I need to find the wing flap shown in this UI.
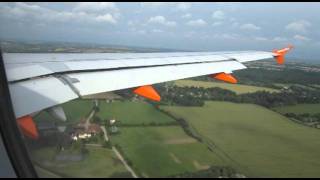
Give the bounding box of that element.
[9,77,78,118]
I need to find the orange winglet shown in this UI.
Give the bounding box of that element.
[210,72,238,84]
[273,45,293,65]
[17,115,39,140]
[133,85,161,102]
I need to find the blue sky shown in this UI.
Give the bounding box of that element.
[0,2,320,60]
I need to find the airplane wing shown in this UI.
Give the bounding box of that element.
[3,46,293,122]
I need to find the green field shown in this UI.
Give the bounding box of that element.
[32,146,130,178]
[112,126,226,177]
[274,104,320,115]
[62,99,95,123]
[160,101,320,178]
[96,100,176,125]
[175,80,279,94]
[34,99,94,125]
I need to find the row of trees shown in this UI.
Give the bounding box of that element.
[153,84,320,108]
[192,68,320,86]
[284,113,320,124]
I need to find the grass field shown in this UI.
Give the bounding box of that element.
[34,99,94,125]
[112,126,226,177]
[175,80,279,94]
[32,146,130,178]
[62,99,95,123]
[96,100,176,125]
[160,101,320,178]
[274,104,320,115]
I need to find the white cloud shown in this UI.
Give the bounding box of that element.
[212,33,242,40]
[286,20,311,33]
[148,16,177,27]
[240,23,261,31]
[140,2,171,7]
[152,29,163,33]
[254,36,268,41]
[294,34,310,41]
[212,10,225,19]
[272,37,288,42]
[231,22,239,28]
[73,2,118,13]
[181,13,192,19]
[186,19,207,27]
[212,22,222,27]
[137,30,146,34]
[95,14,117,24]
[176,3,191,11]
[1,2,118,25]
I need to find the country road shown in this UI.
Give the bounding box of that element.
[87,102,137,178]
[99,119,137,178]
[112,147,138,178]
[84,109,95,130]
[100,126,109,142]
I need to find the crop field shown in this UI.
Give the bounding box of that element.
[32,146,130,178]
[274,103,320,115]
[112,126,226,177]
[174,80,279,94]
[96,100,176,125]
[160,101,320,178]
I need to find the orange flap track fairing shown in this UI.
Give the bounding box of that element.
[210,73,238,84]
[133,85,161,102]
[17,115,39,140]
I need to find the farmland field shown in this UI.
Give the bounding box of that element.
[112,126,226,177]
[62,99,95,123]
[34,99,94,125]
[160,101,320,178]
[174,80,279,94]
[274,103,320,115]
[96,100,176,125]
[32,146,130,178]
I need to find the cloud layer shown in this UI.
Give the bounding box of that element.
[0,2,319,59]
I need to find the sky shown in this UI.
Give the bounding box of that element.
[0,2,320,60]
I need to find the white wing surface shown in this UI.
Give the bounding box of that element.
[3,46,292,118]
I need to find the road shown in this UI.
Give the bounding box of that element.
[84,110,95,130]
[100,126,109,142]
[88,101,137,178]
[112,147,138,178]
[100,125,137,178]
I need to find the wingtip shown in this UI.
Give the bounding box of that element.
[273,44,293,65]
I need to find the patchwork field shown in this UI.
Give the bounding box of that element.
[96,100,176,125]
[160,101,320,178]
[274,103,320,115]
[112,126,226,177]
[32,146,130,178]
[175,80,279,94]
